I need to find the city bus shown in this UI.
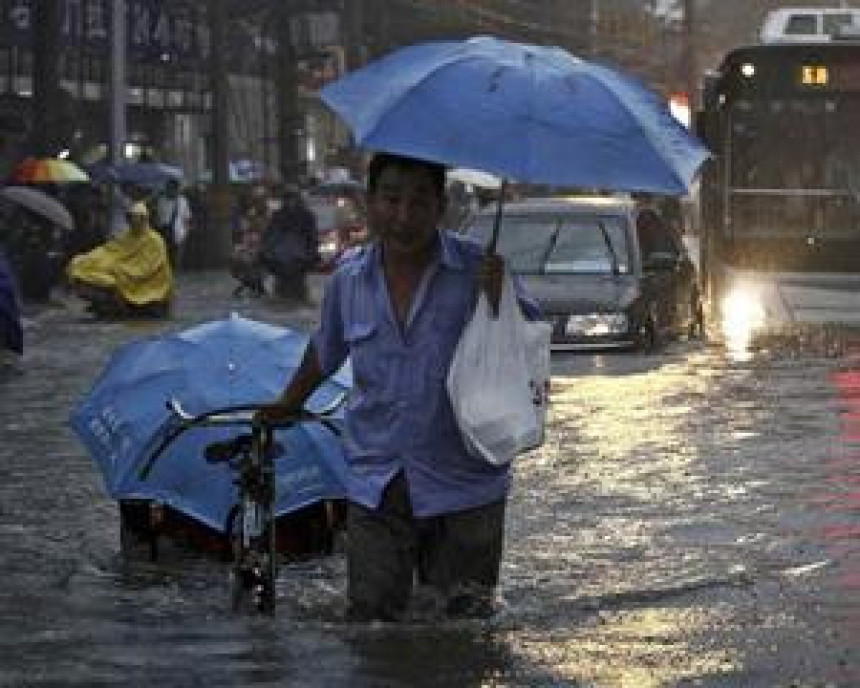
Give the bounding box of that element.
[695,39,860,346]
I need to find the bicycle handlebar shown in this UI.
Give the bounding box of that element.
[137,394,346,481]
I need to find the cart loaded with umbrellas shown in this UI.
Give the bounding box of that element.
[70,314,352,562]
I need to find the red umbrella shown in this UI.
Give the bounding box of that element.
[9,157,89,183]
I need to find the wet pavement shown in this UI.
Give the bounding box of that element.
[1,269,859,687]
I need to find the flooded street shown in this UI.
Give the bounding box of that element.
[1,270,859,687]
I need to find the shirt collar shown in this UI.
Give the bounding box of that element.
[356,229,467,278]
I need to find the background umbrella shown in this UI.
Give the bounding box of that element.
[0,186,74,231]
[321,36,711,246]
[9,157,89,184]
[86,161,184,189]
[69,314,352,533]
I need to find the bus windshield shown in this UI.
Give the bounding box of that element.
[725,90,860,241]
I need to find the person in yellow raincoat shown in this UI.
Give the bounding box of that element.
[66,201,173,318]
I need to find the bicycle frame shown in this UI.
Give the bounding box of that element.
[224,418,277,612]
[138,398,342,614]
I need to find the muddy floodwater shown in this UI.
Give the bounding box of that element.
[1,271,858,687]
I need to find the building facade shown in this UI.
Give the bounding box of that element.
[0,0,694,185]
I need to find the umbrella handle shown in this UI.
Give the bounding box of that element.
[487,179,508,256]
[481,179,508,319]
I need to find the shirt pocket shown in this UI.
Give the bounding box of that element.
[344,320,387,398]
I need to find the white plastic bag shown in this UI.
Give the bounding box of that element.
[447,273,552,465]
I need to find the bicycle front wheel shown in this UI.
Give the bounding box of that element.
[228,502,276,614]
[226,504,248,612]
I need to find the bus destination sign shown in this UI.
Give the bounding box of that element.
[799,63,860,90]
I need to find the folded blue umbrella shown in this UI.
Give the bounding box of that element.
[0,251,22,354]
[321,36,710,194]
[69,314,351,532]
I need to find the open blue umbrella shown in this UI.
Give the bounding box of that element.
[0,250,22,354]
[87,161,184,189]
[69,314,351,533]
[321,36,710,195]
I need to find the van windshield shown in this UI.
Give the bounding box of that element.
[468,212,632,274]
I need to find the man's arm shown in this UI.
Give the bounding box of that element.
[257,341,325,422]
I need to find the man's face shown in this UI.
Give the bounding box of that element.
[368,163,444,259]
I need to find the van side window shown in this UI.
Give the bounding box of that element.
[636,209,678,259]
[785,15,817,35]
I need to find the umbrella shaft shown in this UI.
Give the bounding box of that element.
[489,180,508,255]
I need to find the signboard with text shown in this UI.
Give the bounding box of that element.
[0,0,208,63]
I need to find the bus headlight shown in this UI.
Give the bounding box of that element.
[721,285,766,350]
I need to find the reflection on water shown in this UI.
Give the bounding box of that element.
[825,360,860,599]
[1,275,859,685]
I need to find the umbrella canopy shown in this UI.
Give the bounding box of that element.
[9,157,89,184]
[0,186,74,231]
[69,314,352,533]
[321,36,710,194]
[0,251,22,354]
[87,161,184,189]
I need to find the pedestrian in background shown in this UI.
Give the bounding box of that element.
[0,208,64,303]
[155,179,192,270]
[258,184,319,303]
[230,185,270,297]
[0,247,22,356]
[62,184,107,256]
[259,152,537,621]
[66,201,172,319]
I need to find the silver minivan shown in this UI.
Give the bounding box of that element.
[466,196,702,351]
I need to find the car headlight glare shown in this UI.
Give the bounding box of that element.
[565,313,628,337]
[319,238,339,256]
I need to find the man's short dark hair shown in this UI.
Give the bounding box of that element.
[367,153,446,198]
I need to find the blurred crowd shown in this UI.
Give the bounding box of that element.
[0,161,375,357]
[0,155,678,359]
